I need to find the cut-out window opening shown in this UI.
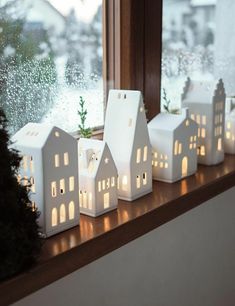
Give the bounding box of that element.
[60,204,66,223]
[55,154,60,168]
[217,138,222,151]
[200,146,206,156]
[201,128,206,138]
[226,131,231,139]
[122,175,128,191]
[185,120,189,127]
[174,140,178,155]
[30,177,36,193]
[69,176,75,192]
[51,208,58,227]
[60,179,65,194]
[51,181,57,197]
[136,148,141,163]
[143,172,147,185]
[29,156,34,173]
[136,175,141,189]
[143,146,148,162]
[107,178,110,189]
[227,122,231,130]
[164,163,168,169]
[178,143,182,155]
[31,201,37,212]
[202,116,206,125]
[104,192,110,209]
[69,201,75,220]
[98,181,101,192]
[64,152,69,166]
[55,131,60,137]
[111,177,115,187]
[102,179,106,190]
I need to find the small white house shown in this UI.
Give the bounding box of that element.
[182,78,226,165]
[104,90,152,201]
[224,99,235,154]
[11,123,79,237]
[78,138,118,217]
[148,108,198,183]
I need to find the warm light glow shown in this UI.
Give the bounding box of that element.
[69,176,75,191]
[51,181,57,197]
[194,135,197,141]
[102,180,106,190]
[154,152,158,158]
[136,175,141,189]
[60,179,65,194]
[107,178,110,189]
[196,114,200,124]
[178,143,182,155]
[140,107,144,112]
[88,193,92,210]
[98,181,101,192]
[111,176,115,187]
[190,136,193,142]
[227,121,231,130]
[55,154,60,167]
[191,114,195,120]
[182,156,188,177]
[30,177,35,193]
[143,146,148,162]
[104,192,110,209]
[30,156,34,173]
[122,175,128,191]
[23,155,28,171]
[60,204,66,223]
[164,163,168,169]
[202,115,206,125]
[143,172,147,185]
[174,140,178,155]
[164,154,168,160]
[201,128,206,138]
[55,131,60,137]
[217,138,222,151]
[64,152,69,166]
[69,201,75,220]
[226,131,231,139]
[160,162,163,168]
[117,176,120,189]
[31,201,37,212]
[198,128,200,138]
[185,120,189,127]
[136,148,141,163]
[52,208,57,227]
[193,143,196,149]
[190,144,193,150]
[200,146,206,156]
[105,158,109,164]
[154,161,158,167]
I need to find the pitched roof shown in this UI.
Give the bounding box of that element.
[182,78,224,104]
[12,123,60,149]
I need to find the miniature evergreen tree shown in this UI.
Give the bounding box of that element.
[162,88,179,114]
[0,109,41,281]
[78,96,92,138]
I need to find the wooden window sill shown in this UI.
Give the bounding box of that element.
[1,154,235,305]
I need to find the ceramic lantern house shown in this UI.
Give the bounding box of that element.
[224,99,235,154]
[78,138,118,217]
[11,123,79,237]
[104,89,152,201]
[181,78,226,165]
[148,108,198,183]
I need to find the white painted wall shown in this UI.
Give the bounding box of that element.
[14,187,235,306]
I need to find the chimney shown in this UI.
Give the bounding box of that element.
[181,107,189,119]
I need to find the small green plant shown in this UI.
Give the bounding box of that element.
[162,88,179,114]
[78,96,92,138]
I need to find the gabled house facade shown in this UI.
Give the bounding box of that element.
[11,123,79,237]
[224,99,235,154]
[148,108,198,183]
[78,138,118,217]
[182,77,226,165]
[104,90,152,201]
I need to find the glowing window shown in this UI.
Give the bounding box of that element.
[202,116,206,125]
[69,176,75,192]
[185,120,189,127]
[190,136,193,142]
[200,146,206,156]
[102,179,106,190]
[23,155,28,171]
[227,122,231,130]
[194,135,197,141]
[107,178,110,189]
[193,143,197,149]
[160,154,163,159]
[198,128,201,138]
[104,192,110,209]
[140,107,144,112]
[122,175,128,191]
[60,204,66,223]
[196,114,200,124]
[191,114,195,120]
[164,163,168,169]
[105,158,109,164]
[143,146,148,162]
[226,131,231,139]
[217,138,222,151]
[136,175,141,189]
[117,176,120,190]
[30,177,36,193]
[136,148,141,163]
[51,181,57,197]
[174,140,179,155]
[88,193,92,210]
[17,175,21,183]
[164,154,168,160]
[98,181,101,192]
[111,177,115,187]
[220,114,223,123]
[201,128,206,138]
[154,161,158,167]
[154,152,158,158]
[143,172,147,185]
[178,143,182,155]
[55,154,60,167]
[60,179,65,194]
[55,131,60,137]
[51,208,57,227]
[64,152,69,166]
[31,201,37,212]
[190,144,193,150]
[29,156,34,173]
[160,162,163,168]
[69,201,75,220]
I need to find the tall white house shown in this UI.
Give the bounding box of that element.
[182,78,226,165]
[224,99,235,154]
[104,90,152,201]
[11,123,79,237]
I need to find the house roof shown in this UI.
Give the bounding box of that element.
[191,0,216,7]
[182,78,224,104]
[78,138,112,178]
[148,108,191,132]
[12,123,59,149]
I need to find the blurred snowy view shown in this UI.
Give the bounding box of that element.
[0,0,103,134]
[162,0,217,111]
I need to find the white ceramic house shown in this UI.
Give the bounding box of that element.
[148,108,198,183]
[104,90,152,201]
[78,138,118,217]
[11,123,79,237]
[224,99,235,154]
[182,78,226,165]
